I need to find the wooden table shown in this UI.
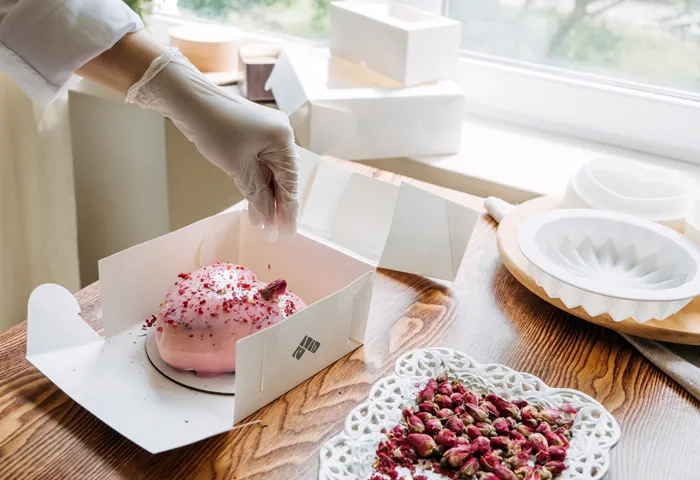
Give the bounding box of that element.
[1,163,698,480]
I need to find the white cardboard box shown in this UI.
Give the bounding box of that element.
[266,48,465,160]
[329,1,461,86]
[26,148,479,453]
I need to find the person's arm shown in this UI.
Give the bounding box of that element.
[76,31,165,95]
[0,0,143,104]
[0,0,299,233]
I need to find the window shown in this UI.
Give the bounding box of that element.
[161,0,333,38]
[448,0,700,98]
[148,0,700,164]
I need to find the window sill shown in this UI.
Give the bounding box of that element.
[361,112,700,205]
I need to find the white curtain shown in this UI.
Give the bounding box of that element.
[0,72,80,332]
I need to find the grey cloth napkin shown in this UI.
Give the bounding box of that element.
[484,196,700,401]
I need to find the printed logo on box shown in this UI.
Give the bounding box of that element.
[293,335,321,360]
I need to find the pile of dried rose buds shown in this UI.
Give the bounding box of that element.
[370,373,577,480]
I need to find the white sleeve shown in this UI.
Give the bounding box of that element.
[0,0,143,104]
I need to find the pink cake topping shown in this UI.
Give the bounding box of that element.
[154,262,305,377]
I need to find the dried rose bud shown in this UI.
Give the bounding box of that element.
[402,407,414,419]
[444,445,472,468]
[538,408,561,425]
[454,405,466,415]
[427,378,439,390]
[490,436,510,451]
[481,401,500,418]
[492,418,510,435]
[555,430,570,449]
[536,466,554,480]
[520,405,539,422]
[437,408,454,419]
[549,446,567,461]
[407,433,437,457]
[492,397,520,418]
[535,449,550,464]
[434,394,453,410]
[459,413,475,425]
[455,436,471,447]
[451,393,465,407]
[556,417,575,429]
[435,429,458,449]
[460,457,479,477]
[425,418,443,436]
[437,382,453,397]
[505,417,517,428]
[446,416,465,434]
[544,431,563,447]
[560,403,577,415]
[508,430,525,442]
[463,391,480,406]
[479,451,501,471]
[512,399,529,409]
[535,422,551,434]
[418,386,435,403]
[466,425,482,440]
[493,464,518,480]
[516,423,534,436]
[479,474,499,480]
[544,461,566,475]
[528,433,548,452]
[452,381,467,395]
[476,422,496,437]
[436,372,449,384]
[522,418,538,429]
[464,404,490,422]
[415,412,433,423]
[406,415,425,434]
[523,471,541,480]
[506,451,530,469]
[471,436,491,455]
[419,402,439,415]
[261,279,287,300]
[515,466,535,476]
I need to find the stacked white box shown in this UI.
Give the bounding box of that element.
[266,48,464,160]
[265,2,464,160]
[329,1,461,86]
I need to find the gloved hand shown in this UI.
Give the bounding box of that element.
[125,49,299,233]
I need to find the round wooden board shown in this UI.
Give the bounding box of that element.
[497,196,700,345]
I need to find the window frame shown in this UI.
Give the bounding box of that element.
[415,0,700,165]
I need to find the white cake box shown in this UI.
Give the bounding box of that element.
[266,48,465,160]
[329,1,461,86]
[26,148,479,453]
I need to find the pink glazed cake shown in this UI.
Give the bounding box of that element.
[153,262,306,377]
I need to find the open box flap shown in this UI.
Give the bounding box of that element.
[233,271,373,423]
[26,284,235,454]
[297,148,478,280]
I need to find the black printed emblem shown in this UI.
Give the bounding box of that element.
[293,335,321,360]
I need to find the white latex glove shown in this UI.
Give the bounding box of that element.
[125,49,299,233]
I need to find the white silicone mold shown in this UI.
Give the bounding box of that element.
[560,158,700,231]
[518,209,700,323]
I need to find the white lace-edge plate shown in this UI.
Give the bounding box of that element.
[319,348,620,480]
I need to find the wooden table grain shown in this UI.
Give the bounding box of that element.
[1,163,698,480]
